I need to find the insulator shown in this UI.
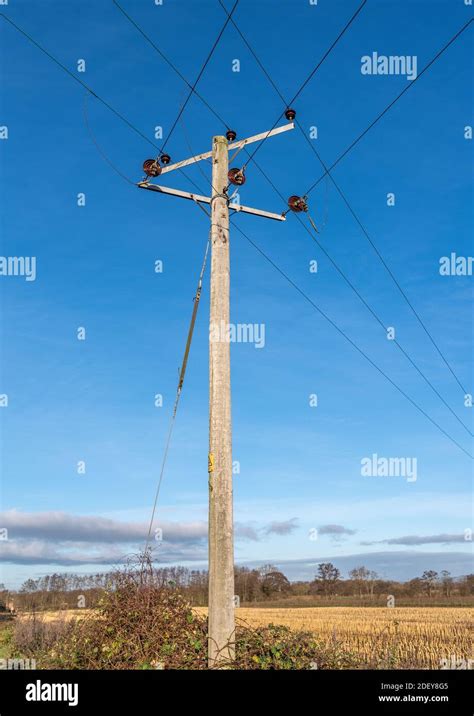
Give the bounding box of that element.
[160,153,171,165]
[287,195,308,213]
[143,159,161,177]
[228,168,246,186]
[285,108,296,121]
[226,129,237,142]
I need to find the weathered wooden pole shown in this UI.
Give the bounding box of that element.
[208,134,235,666]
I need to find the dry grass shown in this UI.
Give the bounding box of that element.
[196,606,473,669]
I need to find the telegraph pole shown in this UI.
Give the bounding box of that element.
[208,135,234,665]
[138,118,294,667]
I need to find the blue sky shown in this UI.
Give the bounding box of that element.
[0,0,472,589]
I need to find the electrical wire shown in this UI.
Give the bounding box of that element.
[160,0,239,153]
[175,8,471,434]
[144,234,211,552]
[181,114,213,186]
[298,207,473,437]
[114,0,363,193]
[296,117,472,398]
[6,7,471,459]
[82,6,473,448]
[112,0,230,132]
[0,12,204,195]
[0,12,218,548]
[83,93,136,185]
[239,0,368,167]
[229,219,473,460]
[219,4,473,429]
[112,0,274,207]
[303,18,473,196]
[190,197,472,458]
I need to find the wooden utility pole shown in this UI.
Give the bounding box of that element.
[137,120,294,667]
[208,135,234,665]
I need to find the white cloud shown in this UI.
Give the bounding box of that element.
[0,509,207,543]
[0,510,300,565]
[318,524,356,537]
[264,518,299,536]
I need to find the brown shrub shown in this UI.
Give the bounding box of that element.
[17,558,358,670]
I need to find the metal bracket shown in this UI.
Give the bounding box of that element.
[138,182,285,222]
[158,122,295,176]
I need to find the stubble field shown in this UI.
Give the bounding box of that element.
[196,606,473,669]
[11,604,473,669]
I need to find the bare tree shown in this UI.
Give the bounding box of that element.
[440,570,453,597]
[349,566,370,597]
[420,570,438,597]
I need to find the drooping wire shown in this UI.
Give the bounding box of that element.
[0,13,155,147]
[144,234,211,553]
[0,12,204,195]
[83,93,136,186]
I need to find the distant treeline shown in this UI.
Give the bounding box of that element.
[2,563,473,611]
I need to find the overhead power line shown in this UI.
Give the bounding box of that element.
[303,18,474,196]
[121,0,472,444]
[0,12,203,194]
[160,0,239,153]
[5,7,471,459]
[298,208,473,437]
[220,2,473,422]
[230,220,473,461]
[296,120,472,398]
[112,0,287,186]
[113,0,229,132]
[192,196,472,458]
[83,93,136,186]
[242,0,368,167]
[191,201,472,459]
